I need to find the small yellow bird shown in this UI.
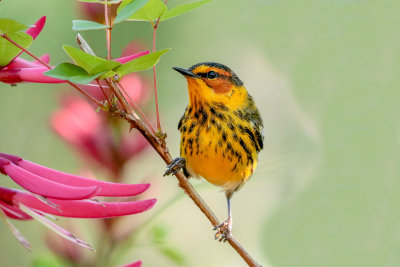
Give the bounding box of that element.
[165,62,264,241]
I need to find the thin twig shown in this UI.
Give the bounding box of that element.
[151,29,161,132]
[106,79,157,143]
[150,0,168,132]
[96,79,112,108]
[0,34,103,107]
[118,82,157,135]
[104,0,112,60]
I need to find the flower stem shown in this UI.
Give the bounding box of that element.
[0,34,103,107]
[151,0,168,133]
[104,1,112,60]
[152,28,162,132]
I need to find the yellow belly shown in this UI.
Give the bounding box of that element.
[180,125,257,193]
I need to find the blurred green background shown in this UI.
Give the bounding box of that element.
[1,0,400,266]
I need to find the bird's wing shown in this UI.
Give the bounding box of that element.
[246,95,264,152]
[251,109,264,152]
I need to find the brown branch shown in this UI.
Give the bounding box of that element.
[112,110,262,267]
[118,82,157,135]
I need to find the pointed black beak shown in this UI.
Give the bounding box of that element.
[173,67,198,78]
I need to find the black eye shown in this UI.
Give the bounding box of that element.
[207,71,218,79]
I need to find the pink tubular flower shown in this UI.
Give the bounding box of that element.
[0,152,156,250]
[0,152,150,198]
[0,187,156,219]
[51,95,149,177]
[118,260,142,267]
[77,1,119,24]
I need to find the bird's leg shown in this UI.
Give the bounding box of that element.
[214,193,233,242]
[164,157,186,176]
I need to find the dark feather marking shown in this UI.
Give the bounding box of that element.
[216,122,222,132]
[233,133,239,141]
[188,138,194,149]
[234,109,245,120]
[239,138,251,157]
[217,112,225,121]
[222,131,227,142]
[188,122,196,133]
[255,130,263,150]
[178,118,183,130]
[195,137,200,152]
[242,126,258,150]
[231,162,237,172]
[210,107,216,115]
[214,102,228,111]
[227,142,234,154]
[200,110,208,125]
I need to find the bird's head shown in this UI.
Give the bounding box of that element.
[173,62,247,108]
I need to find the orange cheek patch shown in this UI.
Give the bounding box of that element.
[207,78,232,94]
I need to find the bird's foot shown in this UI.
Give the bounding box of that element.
[213,218,232,242]
[164,157,186,176]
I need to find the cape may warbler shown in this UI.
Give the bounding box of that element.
[165,62,264,241]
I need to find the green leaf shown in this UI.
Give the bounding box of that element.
[43,63,106,84]
[32,254,70,267]
[114,0,149,24]
[0,32,33,66]
[63,45,121,75]
[118,0,167,22]
[160,0,211,21]
[115,48,170,77]
[78,0,121,4]
[72,20,108,31]
[158,246,186,265]
[151,225,169,244]
[0,18,28,34]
